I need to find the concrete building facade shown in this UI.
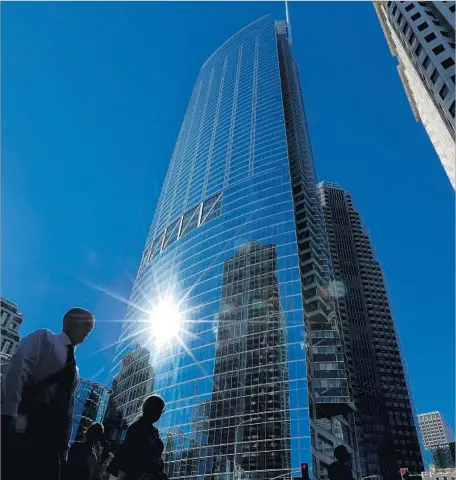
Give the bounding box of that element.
[1,297,23,357]
[375,1,455,189]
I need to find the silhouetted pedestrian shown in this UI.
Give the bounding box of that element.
[109,395,167,480]
[328,445,354,480]
[1,307,95,480]
[64,422,104,480]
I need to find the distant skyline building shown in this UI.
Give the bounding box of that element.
[422,465,456,480]
[1,297,24,377]
[1,297,23,356]
[418,411,455,468]
[375,1,455,189]
[419,411,454,449]
[115,14,366,479]
[318,182,423,477]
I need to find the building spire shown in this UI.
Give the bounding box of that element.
[285,0,293,45]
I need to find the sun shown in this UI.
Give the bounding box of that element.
[148,295,182,348]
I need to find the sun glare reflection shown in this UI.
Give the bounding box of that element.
[148,295,182,348]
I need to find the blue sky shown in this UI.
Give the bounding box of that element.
[2,2,454,430]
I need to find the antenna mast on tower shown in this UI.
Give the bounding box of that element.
[285,0,293,45]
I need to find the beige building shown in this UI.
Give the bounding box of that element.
[375,2,455,189]
[422,465,456,480]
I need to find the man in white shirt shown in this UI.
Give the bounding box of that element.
[1,307,95,480]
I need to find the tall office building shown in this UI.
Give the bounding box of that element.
[375,1,455,189]
[418,411,455,468]
[318,182,423,477]
[116,16,358,479]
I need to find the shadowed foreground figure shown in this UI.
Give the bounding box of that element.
[328,445,354,480]
[63,422,104,480]
[109,395,167,480]
[1,307,95,480]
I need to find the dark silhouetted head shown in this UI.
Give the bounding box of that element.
[86,422,104,443]
[142,395,165,423]
[63,308,95,345]
[334,445,350,462]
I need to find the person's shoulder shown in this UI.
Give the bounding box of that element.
[25,328,51,337]
[22,329,53,344]
[128,418,143,430]
[69,441,86,456]
[70,440,85,448]
[126,418,147,437]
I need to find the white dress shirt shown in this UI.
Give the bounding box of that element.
[1,329,79,449]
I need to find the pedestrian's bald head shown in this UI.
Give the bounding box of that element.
[63,307,95,345]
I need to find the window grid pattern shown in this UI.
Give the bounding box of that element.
[384,1,455,133]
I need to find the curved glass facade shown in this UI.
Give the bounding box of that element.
[113,15,356,479]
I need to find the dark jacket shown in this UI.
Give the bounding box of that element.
[64,441,99,480]
[327,460,353,480]
[110,417,165,480]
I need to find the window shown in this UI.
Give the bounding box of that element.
[201,193,223,225]
[398,13,404,24]
[2,340,11,354]
[149,232,165,261]
[417,21,428,31]
[411,12,421,21]
[450,4,455,12]
[402,23,409,34]
[409,31,415,44]
[439,83,449,100]
[425,32,437,42]
[422,56,430,68]
[432,44,445,55]
[180,204,200,237]
[442,30,450,37]
[0,312,8,326]
[163,218,181,249]
[405,3,414,11]
[431,68,439,83]
[392,5,398,15]
[449,101,455,118]
[451,74,455,84]
[441,57,455,69]
[415,43,423,56]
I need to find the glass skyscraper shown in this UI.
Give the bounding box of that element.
[114,16,358,479]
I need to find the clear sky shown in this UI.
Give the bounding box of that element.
[2,2,454,430]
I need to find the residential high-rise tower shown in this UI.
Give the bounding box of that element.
[115,16,358,479]
[318,181,423,478]
[375,1,455,189]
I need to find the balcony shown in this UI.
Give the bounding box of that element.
[305,299,332,325]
